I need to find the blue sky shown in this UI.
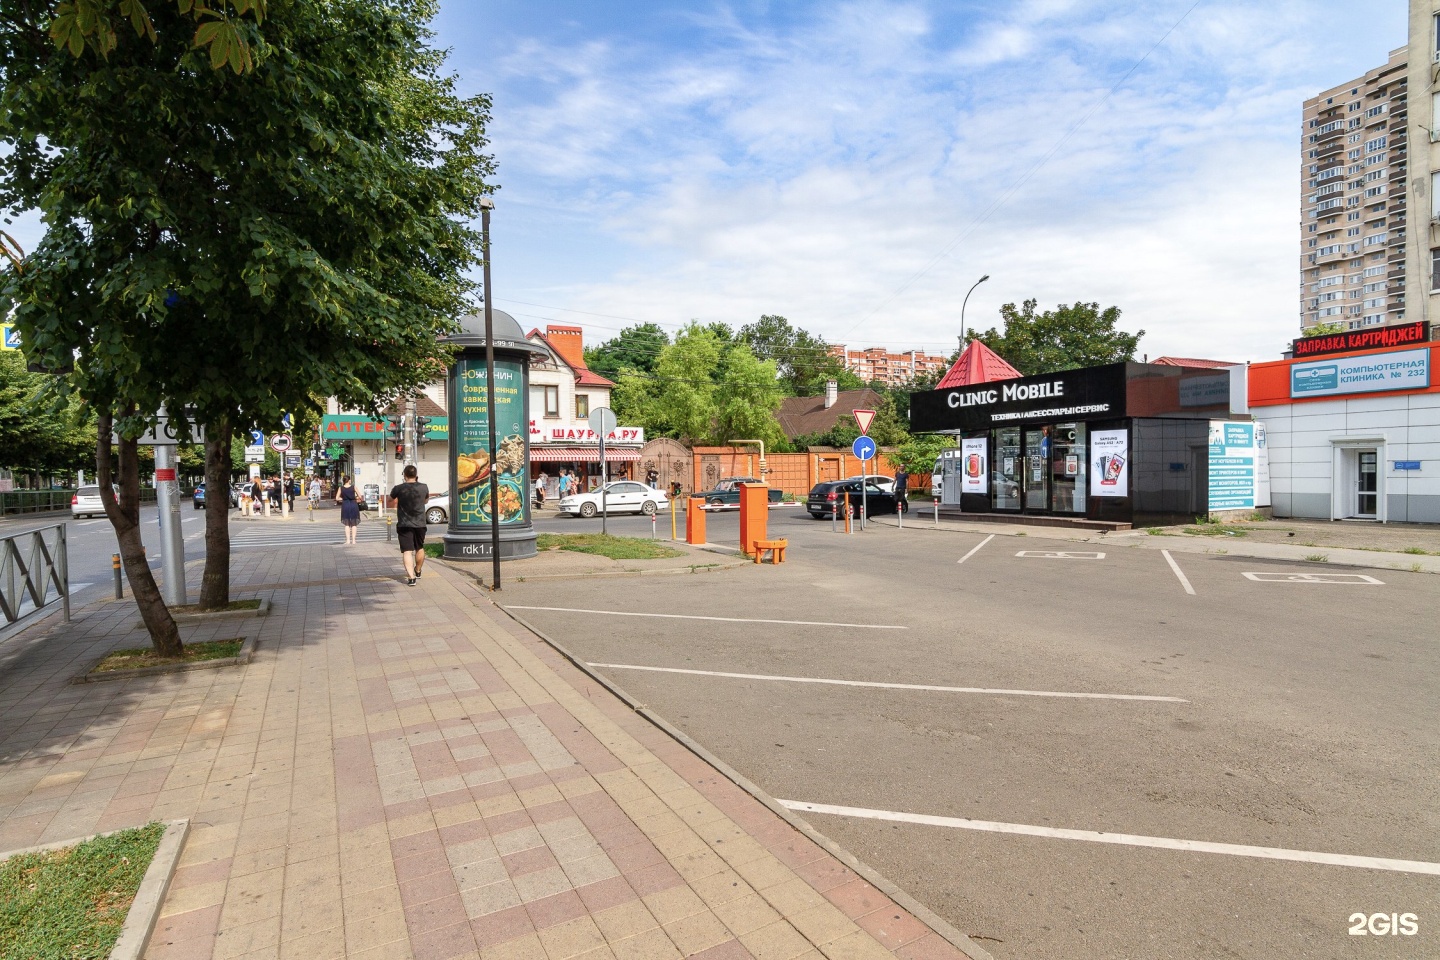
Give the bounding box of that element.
[431,0,1409,364]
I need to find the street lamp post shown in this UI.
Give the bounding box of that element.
[480,197,502,590]
[959,274,990,350]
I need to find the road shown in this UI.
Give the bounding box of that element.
[499,509,1440,960]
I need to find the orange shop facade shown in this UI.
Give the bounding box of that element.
[1247,332,1439,523]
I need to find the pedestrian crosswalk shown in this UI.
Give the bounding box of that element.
[227,519,393,548]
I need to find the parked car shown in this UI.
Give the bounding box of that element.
[193,483,238,510]
[71,485,115,519]
[424,491,450,525]
[361,483,381,507]
[558,481,668,518]
[842,474,896,494]
[695,476,784,508]
[806,479,905,519]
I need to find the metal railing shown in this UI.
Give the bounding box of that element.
[0,522,69,641]
[0,488,158,516]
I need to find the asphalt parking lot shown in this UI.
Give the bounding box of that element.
[501,509,1439,959]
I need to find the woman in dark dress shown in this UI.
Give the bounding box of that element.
[336,475,361,545]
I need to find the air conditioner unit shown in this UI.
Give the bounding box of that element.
[1433,48,1440,63]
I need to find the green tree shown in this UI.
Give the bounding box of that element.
[585,323,669,381]
[714,343,784,447]
[1,0,492,651]
[737,314,855,396]
[649,323,726,443]
[1303,322,1347,337]
[0,352,95,479]
[973,300,1143,376]
[891,434,955,476]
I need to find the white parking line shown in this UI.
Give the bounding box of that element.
[508,606,906,630]
[778,800,1440,876]
[1016,551,1105,560]
[1242,572,1384,584]
[957,535,993,565]
[1161,550,1196,595]
[588,663,1187,702]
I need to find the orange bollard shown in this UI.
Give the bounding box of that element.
[843,492,852,534]
[686,496,707,545]
[738,483,769,556]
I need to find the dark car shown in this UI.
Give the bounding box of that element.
[696,476,784,508]
[193,483,238,510]
[806,479,905,519]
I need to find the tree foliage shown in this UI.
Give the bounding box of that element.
[0,0,493,636]
[45,0,268,74]
[972,300,1142,376]
[585,323,668,381]
[737,314,856,396]
[0,352,95,475]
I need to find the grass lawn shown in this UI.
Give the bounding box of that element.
[423,543,444,559]
[93,638,244,673]
[536,533,684,560]
[0,822,164,960]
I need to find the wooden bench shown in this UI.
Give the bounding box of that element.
[753,538,788,564]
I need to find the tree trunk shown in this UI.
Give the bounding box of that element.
[198,418,233,610]
[98,411,183,657]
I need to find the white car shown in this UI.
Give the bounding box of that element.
[424,492,450,525]
[558,481,668,518]
[842,475,896,494]
[71,485,117,519]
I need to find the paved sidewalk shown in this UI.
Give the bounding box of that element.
[0,545,982,960]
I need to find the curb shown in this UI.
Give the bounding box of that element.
[434,554,749,585]
[135,598,272,628]
[72,636,259,684]
[498,605,995,960]
[0,818,189,960]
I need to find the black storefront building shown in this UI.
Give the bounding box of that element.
[910,361,1245,526]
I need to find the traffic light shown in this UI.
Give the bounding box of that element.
[415,415,433,445]
[386,416,404,443]
[395,443,405,459]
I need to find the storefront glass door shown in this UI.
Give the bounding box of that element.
[1049,423,1087,514]
[1357,451,1378,518]
[1022,427,1048,511]
[994,428,1021,511]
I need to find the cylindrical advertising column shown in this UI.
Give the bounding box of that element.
[442,309,546,561]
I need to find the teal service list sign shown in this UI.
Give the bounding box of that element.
[1208,421,1257,510]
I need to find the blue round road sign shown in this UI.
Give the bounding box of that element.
[852,436,876,461]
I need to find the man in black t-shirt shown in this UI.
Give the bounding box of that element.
[388,465,431,585]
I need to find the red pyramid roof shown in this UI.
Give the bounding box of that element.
[935,340,1022,389]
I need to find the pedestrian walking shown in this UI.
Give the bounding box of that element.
[894,465,909,513]
[336,475,361,545]
[308,479,321,510]
[646,467,659,489]
[388,464,430,585]
[285,473,297,509]
[537,472,549,503]
[558,470,572,499]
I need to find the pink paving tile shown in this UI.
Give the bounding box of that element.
[794,857,860,894]
[769,835,826,870]
[438,819,489,847]
[593,821,648,854]
[150,904,223,945]
[394,850,452,883]
[624,861,684,897]
[405,892,470,934]
[688,939,756,960]
[501,845,559,878]
[527,800,574,827]
[386,796,432,819]
[469,779,513,803]
[393,830,444,860]
[855,907,934,950]
[607,840,666,872]
[575,875,640,914]
[505,771,553,793]
[470,903,535,948]
[427,788,474,813]
[524,889,586,931]
[401,869,462,907]
[171,857,233,888]
[826,879,891,920]
[410,919,478,960]
[896,932,976,960]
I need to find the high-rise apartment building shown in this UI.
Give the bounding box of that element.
[826,344,949,386]
[1300,47,1408,334]
[1405,0,1440,329]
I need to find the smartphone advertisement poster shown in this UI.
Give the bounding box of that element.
[960,437,988,494]
[1092,429,1128,498]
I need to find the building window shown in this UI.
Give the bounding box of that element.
[543,385,559,418]
[1431,249,1440,291]
[575,394,589,419]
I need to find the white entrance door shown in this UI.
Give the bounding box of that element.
[1330,440,1385,521]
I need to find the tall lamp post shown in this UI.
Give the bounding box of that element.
[480,197,502,590]
[958,274,990,351]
